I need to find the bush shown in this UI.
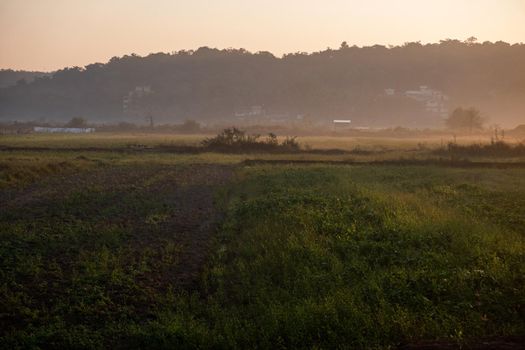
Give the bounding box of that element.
[201,128,300,153]
[281,136,300,151]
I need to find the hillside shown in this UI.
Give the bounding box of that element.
[1,40,524,127]
[0,69,51,88]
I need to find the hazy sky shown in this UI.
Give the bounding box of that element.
[1,0,524,71]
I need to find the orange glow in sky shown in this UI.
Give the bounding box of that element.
[1,0,524,71]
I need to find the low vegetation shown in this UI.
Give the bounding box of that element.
[436,140,525,158]
[202,128,300,153]
[1,146,524,348]
[132,166,524,348]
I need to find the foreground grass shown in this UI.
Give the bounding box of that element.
[1,163,524,348]
[144,166,523,349]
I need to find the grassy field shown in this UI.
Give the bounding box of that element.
[2,131,521,150]
[1,133,524,349]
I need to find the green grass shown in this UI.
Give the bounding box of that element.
[1,149,524,348]
[0,134,525,349]
[173,166,524,348]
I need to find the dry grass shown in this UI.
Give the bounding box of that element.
[2,132,522,150]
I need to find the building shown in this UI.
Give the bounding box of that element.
[33,127,95,134]
[123,86,153,113]
[333,119,352,130]
[404,86,449,117]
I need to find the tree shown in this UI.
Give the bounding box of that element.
[465,36,478,45]
[65,117,87,128]
[445,107,484,132]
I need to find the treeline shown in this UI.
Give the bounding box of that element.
[202,127,300,152]
[0,69,51,88]
[1,39,524,127]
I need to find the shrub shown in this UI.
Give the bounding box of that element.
[201,128,300,153]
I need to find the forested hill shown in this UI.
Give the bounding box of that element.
[1,40,524,127]
[0,70,51,88]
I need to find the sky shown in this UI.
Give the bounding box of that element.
[1,0,524,71]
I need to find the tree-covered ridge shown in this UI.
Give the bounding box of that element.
[0,69,51,88]
[1,40,524,127]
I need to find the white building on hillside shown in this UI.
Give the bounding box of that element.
[405,86,449,117]
[123,86,153,113]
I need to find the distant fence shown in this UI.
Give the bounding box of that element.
[33,127,95,134]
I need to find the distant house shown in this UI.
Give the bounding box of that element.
[33,127,95,134]
[404,86,449,117]
[333,119,351,130]
[123,86,153,113]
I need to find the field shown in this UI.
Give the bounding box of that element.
[1,133,524,349]
[2,131,523,150]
